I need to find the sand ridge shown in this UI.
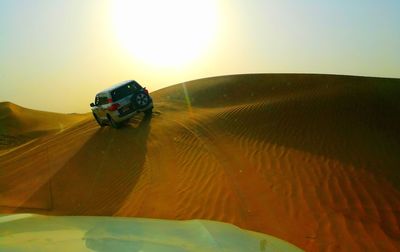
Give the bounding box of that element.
[0,102,87,151]
[1,74,400,251]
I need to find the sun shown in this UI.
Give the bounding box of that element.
[110,0,219,68]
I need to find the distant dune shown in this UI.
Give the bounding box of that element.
[0,102,87,150]
[1,74,400,251]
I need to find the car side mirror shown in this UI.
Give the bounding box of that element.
[90,103,95,107]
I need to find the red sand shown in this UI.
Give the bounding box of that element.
[1,74,400,251]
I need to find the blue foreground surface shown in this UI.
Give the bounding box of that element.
[0,214,303,251]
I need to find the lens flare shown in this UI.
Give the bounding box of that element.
[110,0,219,68]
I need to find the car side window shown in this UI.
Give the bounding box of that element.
[99,96,109,105]
[95,95,108,106]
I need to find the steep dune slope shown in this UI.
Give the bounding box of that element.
[1,74,400,251]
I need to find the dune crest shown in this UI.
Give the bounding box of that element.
[1,74,400,251]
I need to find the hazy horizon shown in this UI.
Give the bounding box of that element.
[1,0,400,113]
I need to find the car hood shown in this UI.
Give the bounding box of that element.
[0,214,302,251]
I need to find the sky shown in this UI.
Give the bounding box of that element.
[1,0,399,113]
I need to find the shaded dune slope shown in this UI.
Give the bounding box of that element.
[1,74,400,251]
[0,102,86,149]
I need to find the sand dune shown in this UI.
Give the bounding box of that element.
[0,102,86,151]
[1,74,400,251]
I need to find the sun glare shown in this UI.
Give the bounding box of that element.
[111,0,218,68]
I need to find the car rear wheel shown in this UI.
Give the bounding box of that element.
[93,113,105,127]
[107,114,120,129]
[144,107,153,117]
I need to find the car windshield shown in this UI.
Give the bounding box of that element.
[111,82,139,101]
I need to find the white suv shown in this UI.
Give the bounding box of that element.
[90,80,153,128]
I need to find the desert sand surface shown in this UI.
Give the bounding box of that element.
[1,74,400,251]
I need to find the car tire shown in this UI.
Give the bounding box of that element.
[107,114,120,129]
[133,92,150,108]
[144,107,153,117]
[93,113,105,127]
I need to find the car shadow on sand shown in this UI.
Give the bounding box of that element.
[22,114,153,216]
